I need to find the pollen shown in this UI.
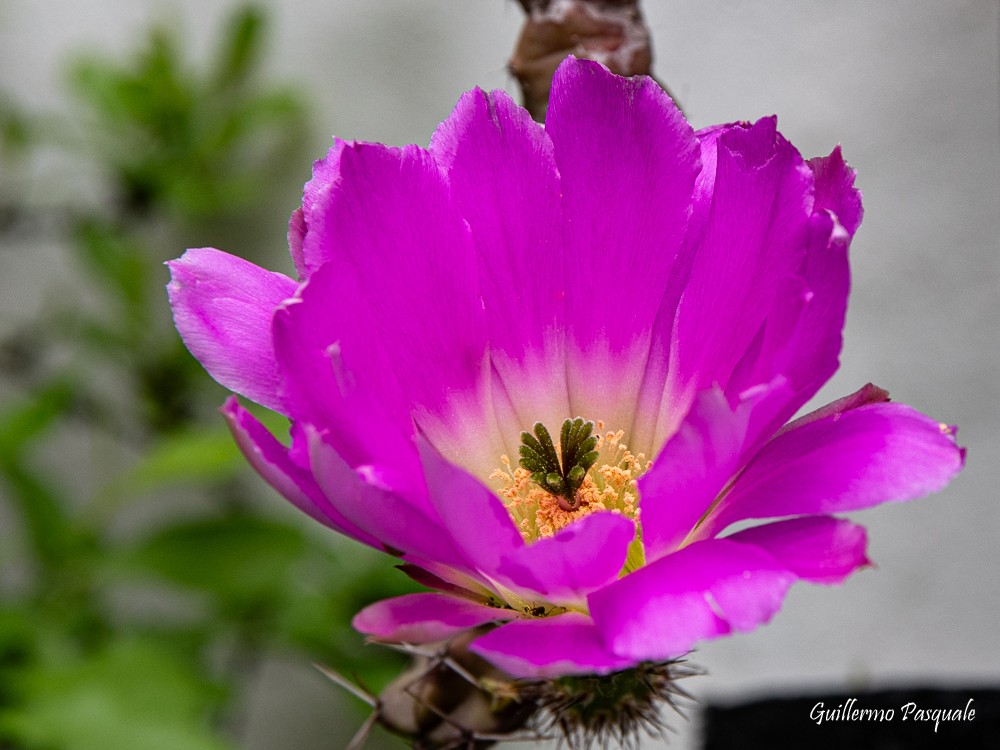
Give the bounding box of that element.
[490,423,649,542]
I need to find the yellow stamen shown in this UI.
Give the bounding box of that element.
[490,424,650,555]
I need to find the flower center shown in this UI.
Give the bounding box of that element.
[490,418,649,549]
[518,418,599,511]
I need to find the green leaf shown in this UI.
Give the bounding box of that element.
[72,219,148,324]
[0,96,31,152]
[0,605,36,697]
[213,7,265,90]
[0,637,233,750]
[60,7,306,222]
[0,379,76,453]
[125,515,308,607]
[0,382,79,568]
[96,425,243,510]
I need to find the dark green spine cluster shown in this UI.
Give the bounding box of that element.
[518,418,599,507]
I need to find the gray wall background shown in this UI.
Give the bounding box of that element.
[1,2,998,748]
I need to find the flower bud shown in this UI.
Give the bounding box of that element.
[375,628,536,748]
[511,0,654,121]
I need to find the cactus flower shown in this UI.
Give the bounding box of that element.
[167,57,964,682]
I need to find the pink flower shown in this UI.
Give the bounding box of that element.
[167,57,964,679]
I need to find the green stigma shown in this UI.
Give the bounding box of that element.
[518,418,599,509]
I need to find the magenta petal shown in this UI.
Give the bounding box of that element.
[300,143,486,420]
[783,210,850,398]
[271,264,419,480]
[720,147,862,432]
[290,142,502,474]
[727,516,870,585]
[306,429,470,571]
[809,145,863,236]
[775,382,889,436]
[723,272,811,399]
[745,212,853,429]
[470,612,633,678]
[727,147,862,428]
[639,380,794,562]
[430,88,570,429]
[497,512,635,605]
[353,593,518,644]
[289,140,347,277]
[417,438,526,575]
[545,57,699,429]
[629,125,729,453]
[764,148,860,413]
[633,121,822,452]
[691,124,727,213]
[167,248,296,413]
[802,149,861,369]
[589,539,795,661]
[639,389,750,561]
[287,208,307,277]
[702,401,966,537]
[671,117,813,397]
[221,397,380,547]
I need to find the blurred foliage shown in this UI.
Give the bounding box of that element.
[0,7,414,749]
[67,8,304,220]
[0,634,232,750]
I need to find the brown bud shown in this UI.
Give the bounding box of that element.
[376,628,536,748]
[510,0,655,121]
